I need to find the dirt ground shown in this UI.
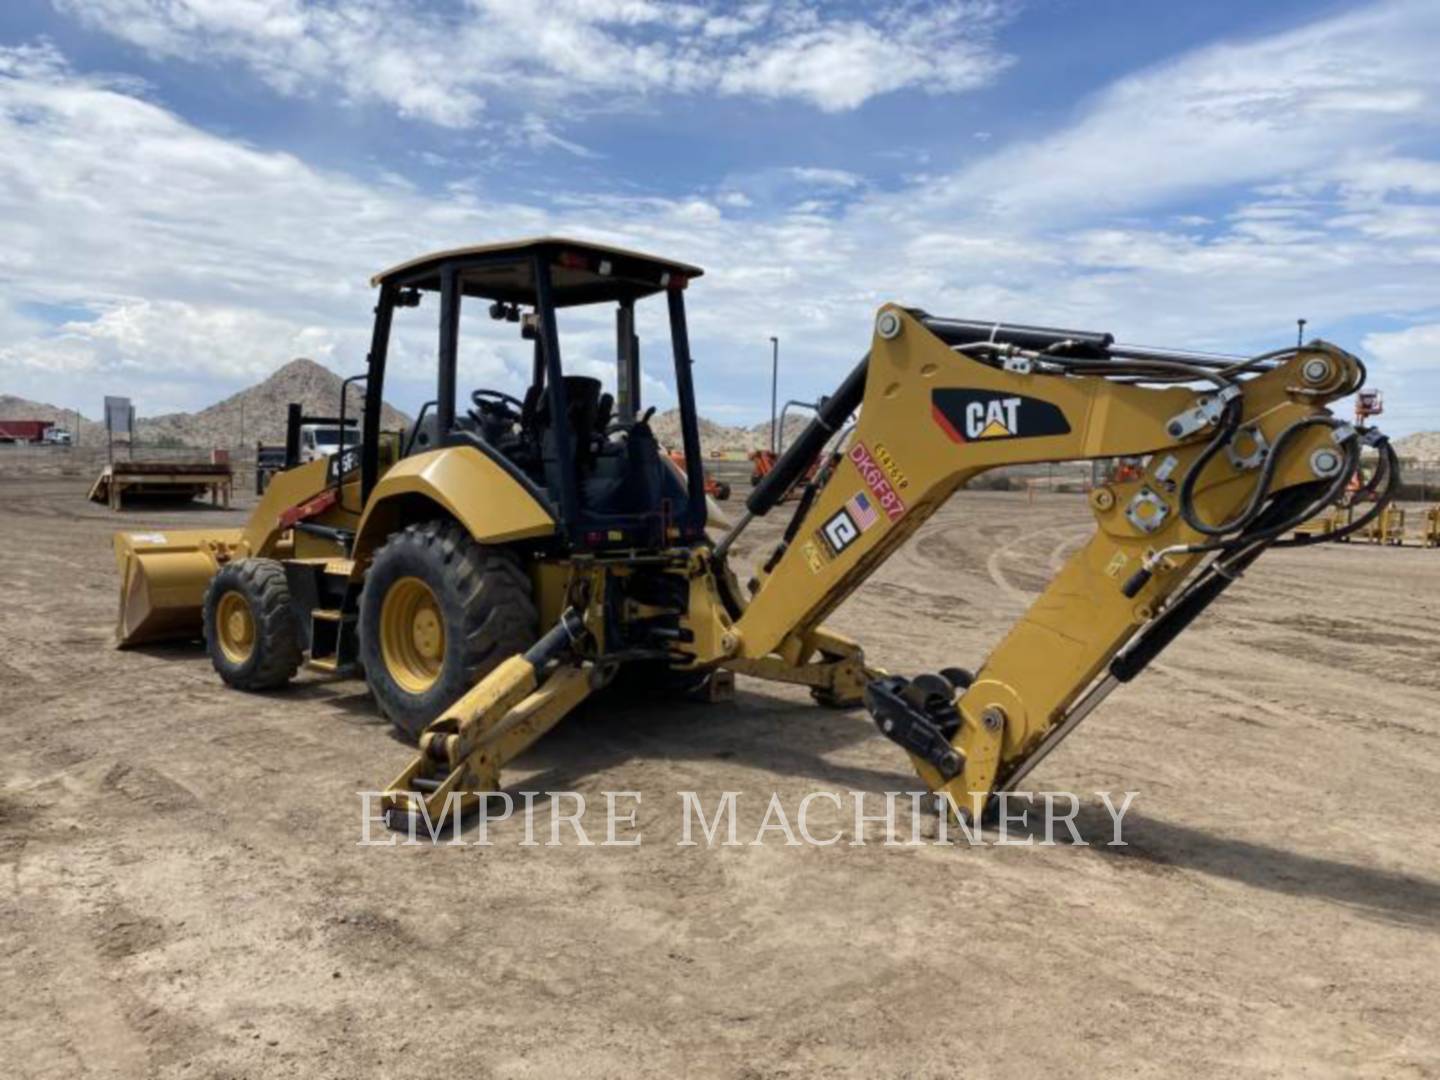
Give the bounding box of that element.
[2,474,1438,1079]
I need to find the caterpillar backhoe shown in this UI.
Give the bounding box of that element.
[111,238,1398,830]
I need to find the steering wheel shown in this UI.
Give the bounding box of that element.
[469,388,525,426]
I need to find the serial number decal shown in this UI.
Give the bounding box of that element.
[848,442,907,522]
[870,442,910,491]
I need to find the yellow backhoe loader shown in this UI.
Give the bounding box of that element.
[112,238,1398,830]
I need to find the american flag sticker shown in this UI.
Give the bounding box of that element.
[846,491,879,531]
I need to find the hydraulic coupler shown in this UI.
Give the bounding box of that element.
[864,673,966,780]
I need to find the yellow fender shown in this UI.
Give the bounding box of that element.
[351,446,556,563]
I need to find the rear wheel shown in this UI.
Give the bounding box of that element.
[359,521,538,741]
[203,558,303,690]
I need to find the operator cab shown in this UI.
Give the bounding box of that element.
[361,238,708,551]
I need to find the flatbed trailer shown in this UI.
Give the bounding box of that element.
[89,461,233,510]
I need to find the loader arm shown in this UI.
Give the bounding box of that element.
[724,305,1388,812]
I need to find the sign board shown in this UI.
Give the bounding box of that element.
[104,396,133,435]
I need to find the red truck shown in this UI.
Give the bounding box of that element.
[0,419,54,443]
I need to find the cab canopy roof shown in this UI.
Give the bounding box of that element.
[371,236,704,308]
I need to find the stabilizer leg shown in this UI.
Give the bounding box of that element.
[381,609,591,832]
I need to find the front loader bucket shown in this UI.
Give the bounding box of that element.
[113,529,243,646]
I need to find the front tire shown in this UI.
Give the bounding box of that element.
[359,521,537,741]
[203,558,303,690]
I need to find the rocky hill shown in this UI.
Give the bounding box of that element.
[135,358,410,448]
[650,408,811,454]
[0,395,104,443]
[1394,430,1440,461]
[3,359,410,450]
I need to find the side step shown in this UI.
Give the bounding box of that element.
[307,607,358,675]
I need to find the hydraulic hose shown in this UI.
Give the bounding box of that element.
[1276,438,1400,548]
[1179,413,1347,538]
[919,315,1114,359]
[746,356,867,517]
[1122,421,1362,597]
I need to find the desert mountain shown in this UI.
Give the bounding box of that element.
[0,395,104,443]
[5,359,410,449]
[136,358,411,448]
[1393,430,1440,460]
[650,408,812,454]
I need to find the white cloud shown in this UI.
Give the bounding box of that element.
[717,4,1013,112]
[896,0,1440,226]
[3,299,338,377]
[1358,322,1440,433]
[1362,323,1440,375]
[50,0,1015,124]
[1339,156,1440,197]
[787,167,864,189]
[517,115,602,160]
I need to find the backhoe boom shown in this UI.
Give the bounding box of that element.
[726,306,1383,812]
[381,302,1394,829]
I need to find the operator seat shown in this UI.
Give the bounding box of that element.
[535,376,603,458]
[535,375,603,496]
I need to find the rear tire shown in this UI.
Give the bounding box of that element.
[359,521,538,742]
[203,558,303,690]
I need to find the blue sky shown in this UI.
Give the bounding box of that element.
[0,0,1437,436]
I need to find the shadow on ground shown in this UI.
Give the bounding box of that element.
[1021,802,1440,931]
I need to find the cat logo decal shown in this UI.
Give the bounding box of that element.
[932,389,1071,443]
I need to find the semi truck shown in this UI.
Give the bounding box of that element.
[0,420,73,445]
[0,419,61,444]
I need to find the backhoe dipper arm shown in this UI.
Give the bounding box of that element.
[727,305,1376,812]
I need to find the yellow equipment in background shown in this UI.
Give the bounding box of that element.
[1290,508,1344,541]
[111,238,1397,830]
[1356,503,1406,545]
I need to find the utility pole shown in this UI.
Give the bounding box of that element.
[769,335,779,454]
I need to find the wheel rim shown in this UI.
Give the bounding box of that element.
[216,591,255,664]
[380,576,446,694]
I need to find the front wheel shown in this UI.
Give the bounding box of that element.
[203,558,303,690]
[358,521,538,741]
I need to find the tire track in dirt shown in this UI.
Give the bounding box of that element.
[5,477,1440,1078]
